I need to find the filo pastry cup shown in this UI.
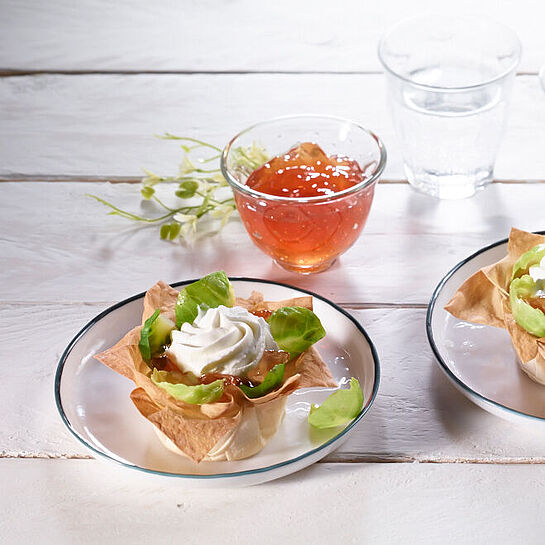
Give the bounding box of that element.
[95,281,336,463]
[445,228,545,385]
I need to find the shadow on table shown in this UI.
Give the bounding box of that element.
[427,356,542,458]
[403,181,514,236]
[265,459,367,487]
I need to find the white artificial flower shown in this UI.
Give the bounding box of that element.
[174,213,198,230]
[197,179,211,194]
[210,173,228,185]
[179,156,197,176]
[141,168,161,186]
[210,204,235,227]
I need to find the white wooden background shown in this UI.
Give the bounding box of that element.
[1,1,545,543]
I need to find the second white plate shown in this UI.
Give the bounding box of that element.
[427,235,545,427]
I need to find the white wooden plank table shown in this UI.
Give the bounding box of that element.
[1,1,545,543]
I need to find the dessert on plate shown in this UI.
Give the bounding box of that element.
[445,228,545,384]
[95,272,363,463]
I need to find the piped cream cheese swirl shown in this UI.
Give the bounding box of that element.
[166,305,278,377]
[529,256,545,282]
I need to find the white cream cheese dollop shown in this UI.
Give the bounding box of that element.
[166,305,278,377]
[529,256,545,282]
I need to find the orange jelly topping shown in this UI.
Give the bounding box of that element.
[250,309,273,320]
[246,142,365,198]
[528,295,545,313]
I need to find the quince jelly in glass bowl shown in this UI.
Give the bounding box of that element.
[221,115,386,274]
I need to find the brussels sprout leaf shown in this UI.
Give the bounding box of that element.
[308,378,364,429]
[239,364,285,399]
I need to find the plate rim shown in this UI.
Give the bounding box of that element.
[426,231,545,423]
[55,277,381,480]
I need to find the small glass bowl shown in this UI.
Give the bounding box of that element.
[221,115,386,274]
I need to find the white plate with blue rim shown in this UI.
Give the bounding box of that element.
[55,278,380,487]
[427,233,545,426]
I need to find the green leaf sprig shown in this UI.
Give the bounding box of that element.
[87,134,268,242]
[239,363,285,399]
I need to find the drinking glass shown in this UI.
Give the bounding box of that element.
[379,16,521,199]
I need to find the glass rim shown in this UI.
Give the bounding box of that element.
[378,15,522,92]
[220,114,387,204]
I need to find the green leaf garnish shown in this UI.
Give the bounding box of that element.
[151,369,224,404]
[268,306,326,359]
[308,378,364,429]
[239,364,285,399]
[139,309,175,363]
[156,134,222,152]
[160,222,182,240]
[176,180,199,199]
[141,186,155,200]
[175,271,235,328]
[87,135,267,242]
[86,194,174,223]
[168,222,181,240]
[159,224,170,240]
[509,275,545,337]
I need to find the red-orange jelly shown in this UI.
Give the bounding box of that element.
[247,142,364,198]
[250,309,273,320]
[235,142,375,273]
[528,295,545,313]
